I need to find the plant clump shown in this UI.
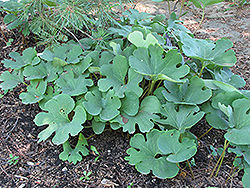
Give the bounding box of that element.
[1,0,250,187]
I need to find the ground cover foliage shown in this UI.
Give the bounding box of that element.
[1,0,250,187]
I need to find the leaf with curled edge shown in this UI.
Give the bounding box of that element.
[125,129,179,179]
[2,47,40,69]
[219,98,250,145]
[201,101,229,130]
[214,68,245,89]
[179,31,236,67]
[59,133,89,164]
[98,55,143,98]
[34,94,86,145]
[158,130,197,163]
[129,44,189,82]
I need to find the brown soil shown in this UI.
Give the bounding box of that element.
[0,1,249,187]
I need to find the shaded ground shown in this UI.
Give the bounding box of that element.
[0,1,249,187]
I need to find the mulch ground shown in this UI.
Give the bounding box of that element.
[0,1,249,187]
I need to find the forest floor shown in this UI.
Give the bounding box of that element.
[0,1,249,187]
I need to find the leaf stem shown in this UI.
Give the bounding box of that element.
[215,140,230,177]
[194,7,205,34]
[198,62,207,78]
[86,129,110,140]
[156,80,163,90]
[147,80,156,96]
[176,163,193,179]
[167,0,171,16]
[92,73,99,81]
[178,0,184,19]
[23,82,29,87]
[198,127,213,140]
[0,27,7,42]
[84,126,92,129]
[210,139,230,178]
[187,160,195,180]
[226,167,241,183]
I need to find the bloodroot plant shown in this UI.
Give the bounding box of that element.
[1,8,250,187]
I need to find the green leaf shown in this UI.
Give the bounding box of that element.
[2,48,38,69]
[83,89,121,121]
[222,99,250,145]
[201,101,229,130]
[56,70,93,96]
[188,0,203,8]
[64,56,92,77]
[228,145,250,165]
[125,129,179,179]
[162,76,212,105]
[120,92,139,116]
[180,32,236,67]
[42,0,57,6]
[214,68,245,88]
[121,96,161,133]
[129,44,189,82]
[128,31,158,48]
[0,70,23,90]
[158,130,197,163]
[4,14,16,24]
[38,86,61,110]
[34,94,86,145]
[59,133,89,164]
[86,50,114,68]
[40,44,83,65]
[98,55,143,98]
[92,119,106,134]
[211,91,245,109]
[189,0,224,8]
[123,9,153,25]
[23,61,63,82]
[153,87,167,104]
[156,103,204,133]
[243,167,250,188]
[19,80,47,104]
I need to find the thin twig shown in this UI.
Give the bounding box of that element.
[61,15,95,40]
[6,118,20,140]
[0,27,8,42]
[186,160,195,180]
[0,165,10,176]
[63,26,85,52]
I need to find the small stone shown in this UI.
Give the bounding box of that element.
[18,184,26,188]
[62,167,67,172]
[19,167,27,172]
[27,161,34,166]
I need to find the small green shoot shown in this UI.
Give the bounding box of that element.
[6,38,14,46]
[127,182,134,188]
[7,154,19,165]
[80,171,92,181]
[90,145,100,161]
